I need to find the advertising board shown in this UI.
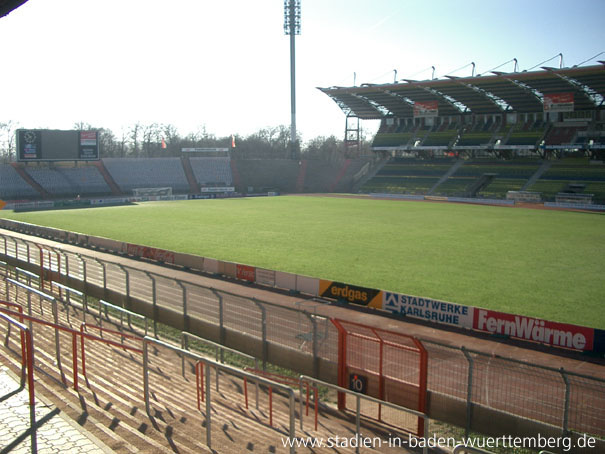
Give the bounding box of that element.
[383,292,474,328]
[319,280,382,308]
[473,309,594,351]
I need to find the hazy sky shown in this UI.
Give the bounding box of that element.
[1,0,604,142]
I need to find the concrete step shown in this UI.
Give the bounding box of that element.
[2,278,421,453]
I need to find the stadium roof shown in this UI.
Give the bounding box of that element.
[0,0,27,19]
[318,64,605,120]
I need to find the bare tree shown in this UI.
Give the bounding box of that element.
[161,124,179,155]
[142,123,161,157]
[98,128,118,157]
[73,121,93,130]
[129,123,141,157]
[0,120,18,162]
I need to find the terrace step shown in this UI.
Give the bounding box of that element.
[521,160,552,191]
[2,277,420,454]
[428,160,464,195]
[10,163,49,198]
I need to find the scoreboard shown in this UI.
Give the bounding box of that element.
[16,129,99,162]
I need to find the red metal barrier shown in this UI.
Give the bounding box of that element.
[196,361,204,409]
[331,318,428,436]
[242,369,282,427]
[0,307,142,391]
[243,377,248,409]
[243,368,299,387]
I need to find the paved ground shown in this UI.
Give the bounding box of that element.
[0,366,113,454]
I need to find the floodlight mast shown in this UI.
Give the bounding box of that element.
[284,0,300,150]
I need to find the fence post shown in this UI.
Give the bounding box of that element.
[205,362,212,450]
[72,332,78,391]
[181,333,188,377]
[560,367,570,436]
[78,254,87,290]
[25,242,31,265]
[252,298,268,370]
[210,290,225,363]
[288,390,296,454]
[355,394,361,454]
[143,340,150,417]
[254,358,259,410]
[117,265,131,328]
[303,311,320,378]
[177,281,189,334]
[25,328,37,454]
[145,272,158,338]
[26,290,33,333]
[52,299,63,376]
[93,258,107,299]
[64,251,70,279]
[462,347,474,438]
[298,378,305,431]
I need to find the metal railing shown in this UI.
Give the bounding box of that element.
[422,338,605,439]
[0,234,337,375]
[0,311,36,454]
[2,278,300,453]
[98,299,149,336]
[298,374,430,454]
[143,336,297,454]
[1,232,605,442]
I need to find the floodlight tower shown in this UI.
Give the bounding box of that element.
[284,0,301,151]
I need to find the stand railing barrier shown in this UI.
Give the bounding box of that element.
[299,374,430,454]
[143,336,297,454]
[99,299,149,336]
[181,331,260,408]
[0,307,142,394]
[0,311,36,453]
[79,322,143,380]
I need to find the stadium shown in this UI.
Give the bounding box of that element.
[1,1,605,454]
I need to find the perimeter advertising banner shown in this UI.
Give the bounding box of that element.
[382,292,474,329]
[319,280,382,308]
[413,101,438,118]
[473,309,594,351]
[236,264,255,282]
[124,243,175,264]
[543,92,574,112]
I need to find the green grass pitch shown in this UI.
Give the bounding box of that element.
[2,196,604,328]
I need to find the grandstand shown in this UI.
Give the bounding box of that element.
[0,164,39,200]
[321,64,605,203]
[25,164,111,197]
[1,67,604,207]
[103,158,191,194]
[189,156,233,187]
[434,159,543,198]
[361,158,457,194]
[0,155,379,203]
[527,157,605,202]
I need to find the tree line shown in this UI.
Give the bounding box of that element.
[0,121,373,162]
